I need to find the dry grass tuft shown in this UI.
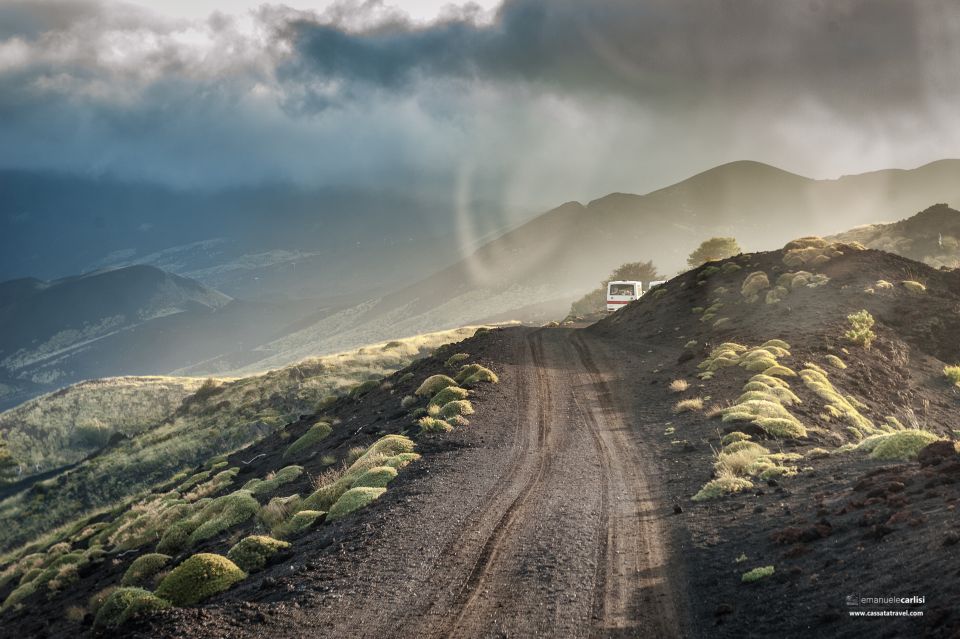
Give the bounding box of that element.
[669,379,690,393]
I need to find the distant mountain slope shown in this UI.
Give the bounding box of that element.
[829,203,960,268]
[183,160,960,377]
[0,266,309,408]
[0,171,511,300]
[420,159,960,298]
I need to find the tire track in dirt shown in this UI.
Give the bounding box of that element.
[440,330,555,636]
[570,331,684,638]
[398,330,555,638]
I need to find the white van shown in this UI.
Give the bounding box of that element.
[606,280,642,311]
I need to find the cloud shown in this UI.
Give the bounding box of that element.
[0,0,958,202]
[282,1,959,109]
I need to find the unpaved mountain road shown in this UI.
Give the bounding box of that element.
[402,329,684,638]
[153,327,689,639]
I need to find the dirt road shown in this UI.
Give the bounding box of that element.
[392,327,685,638]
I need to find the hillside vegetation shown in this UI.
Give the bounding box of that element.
[0,326,484,552]
[0,377,207,477]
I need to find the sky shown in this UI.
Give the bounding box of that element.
[1,0,959,211]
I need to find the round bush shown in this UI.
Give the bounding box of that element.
[428,386,469,407]
[870,430,941,461]
[226,536,290,572]
[455,364,499,385]
[418,416,453,433]
[352,466,397,489]
[155,554,247,606]
[274,510,325,538]
[244,465,304,496]
[445,353,470,368]
[327,487,386,521]
[440,400,474,418]
[121,553,171,588]
[366,435,416,457]
[187,491,260,546]
[93,587,170,629]
[284,423,332,459]
[415,375,458,397]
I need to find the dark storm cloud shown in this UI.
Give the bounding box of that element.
[0,0,958,195]
[280,0,957,114]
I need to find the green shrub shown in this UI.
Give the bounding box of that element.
[155,554,247,606]
[300,435,415,511]
[383,452,421,469]
[762,365,797,378]
[764,287,788,305]
[418,416,453,433]
[274,510,325,538]
[902,280,926,293]
[396,372,415,385]
[367,435,416,457]
[283,422,332,459]
[755,417,807,439]
[944,365,960,387]
[177,470,211,492]
[243,465,303,497]
[188,491,259,546]
[844,310,876,348]
[692,476,753,501]
[445,353,470,368]
[19,567,41,586]
[226,536,290,572]
[185,467,239,501]
[720,432,751,446]
[741,271,770,300]
[458,364,499,385]
[428,386,470,406]
[327,487,386,521]
[454,364,497,384]
[742,358,777,372]
[349,380,380,399]
[856,434,892,453]
[870,430,941,461]
[1,580,38,611]
[736,391,781,405]
[825,354,847,370]
[158,491,258,553]
[400,395,417,409]
[415,375,458,397]
[440,400,475,418]
[121,553,171,588]
[351,466,398,488]
[741,566,775,583]
[93,587,170,629]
